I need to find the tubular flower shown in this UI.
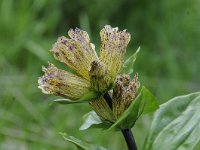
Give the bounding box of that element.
[38,25,131,101]
[100,26,131,79]
[112,73,140,119]
[90,73,140,122]
[89,95,115,122]
[38,63,91,100]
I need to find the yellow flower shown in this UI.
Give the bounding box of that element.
[38,63,90,100]
[112,73,140,119]
[90,73,140,122]
[38,25,131,101]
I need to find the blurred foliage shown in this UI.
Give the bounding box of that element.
[0,0,199,149]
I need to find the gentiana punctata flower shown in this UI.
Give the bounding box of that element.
[90,73,140,122]
[38,25,131,101]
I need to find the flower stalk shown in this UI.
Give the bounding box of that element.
[103,92,113,110]
[122,129,137,150]
[103,92,137,150]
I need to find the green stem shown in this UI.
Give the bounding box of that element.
[103,92,137,150]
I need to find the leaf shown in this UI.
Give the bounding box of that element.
[79,111,112,130]
[143,92,200,150]
[60,132,107,150]
[194,140,200,150]
[121,47,140,75]
[54,90,101,104]
[108,86,159,130]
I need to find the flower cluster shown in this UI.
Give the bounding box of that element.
[90,73,140,122]
[38,25,140,122]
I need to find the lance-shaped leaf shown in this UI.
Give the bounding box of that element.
[121,47,140,75]
[80,111,112,130]
[108,86,159,130]
[143,92,200,150]
[60,132,107,150]
[54,90,101,104]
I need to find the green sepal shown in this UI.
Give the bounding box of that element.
[60,132,107,150]
[54,90,101,104]
[79,111,112,130]
[108,86,159,130]
[143,92,200,150]
[121,47,140,75]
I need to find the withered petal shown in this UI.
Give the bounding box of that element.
[38,63,91,100]
[51,28,98,80]
[112,74,140,119]
[100,25,131,78]
[89,60,114,93]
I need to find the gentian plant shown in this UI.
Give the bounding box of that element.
[38,25,200,150]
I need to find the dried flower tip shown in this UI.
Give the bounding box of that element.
[100,25,131,79]
[112,73,140,119]
[51,28,98,80]
[38,63,90,100]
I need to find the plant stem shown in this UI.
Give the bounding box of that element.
[103,92,137,150]
[122,129,137,150]
[103,92,113,109]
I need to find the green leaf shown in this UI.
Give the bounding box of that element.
[143,92,200,150]
[80,111,112,130]
[121,47,140,75]
[54,90,101,104]
[108,86,159,130]
[194,140,200,150]
[60,132,107,150]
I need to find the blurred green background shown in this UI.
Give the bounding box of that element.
[0,0,199,149]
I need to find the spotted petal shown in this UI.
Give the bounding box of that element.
[89,96,115,123]
[112,74,140,119]
[100,25,131,78]
[51,28,98,80]
[38,63,91,100]
[89,60,114,93]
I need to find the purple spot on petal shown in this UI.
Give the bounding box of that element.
[55,52,59,57]
[68,44,75,51]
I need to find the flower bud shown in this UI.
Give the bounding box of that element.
[113,73,140,119]
[89,61,114,93]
